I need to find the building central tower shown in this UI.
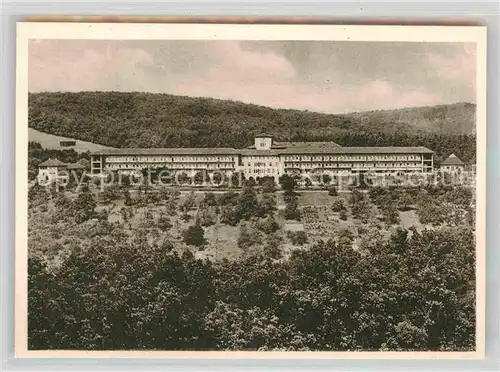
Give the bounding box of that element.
[254,133,273,150]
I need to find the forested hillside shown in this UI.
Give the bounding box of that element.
[28,92,476,163]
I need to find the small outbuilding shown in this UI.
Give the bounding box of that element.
[440,154,465,173]
[37,158,68,185]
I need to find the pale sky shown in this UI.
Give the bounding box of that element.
[29,40,476,114]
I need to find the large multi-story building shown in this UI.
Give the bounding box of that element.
[90,134,434,182]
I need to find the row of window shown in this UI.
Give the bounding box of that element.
[246,162,279,167]
[105,163,233,169]
[105,159,235,164]
[285,162,422,168]
[103,156,236,162]
[104,162,423,170]
[282,155,422,161]
[248,169,277,174]
[96,155,428,164]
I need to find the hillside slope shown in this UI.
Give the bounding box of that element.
[345,103,476,135]
[29,128,113,153]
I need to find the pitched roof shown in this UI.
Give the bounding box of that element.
[282,141,342,148]
[254,133,273,138]
[240,149,282,156]
[441,153,464,165]
[91,148,240,156]
[92,146,433,157]
[77,158,91,167]
[38,158,66,167]
[277,146,434,155]
[248,141,343,150]
[67,163,86,170]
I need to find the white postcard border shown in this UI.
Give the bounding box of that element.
[15,22,488,360]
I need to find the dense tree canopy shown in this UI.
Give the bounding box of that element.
[28,226,475,351]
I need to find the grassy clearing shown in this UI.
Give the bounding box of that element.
[29,128,113,153]
[29,185,473,264]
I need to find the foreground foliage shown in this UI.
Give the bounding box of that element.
[29,226,475,351]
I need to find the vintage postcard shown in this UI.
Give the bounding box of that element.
[15,22,486,359]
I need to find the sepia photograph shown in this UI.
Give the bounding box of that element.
[15,23,486,358]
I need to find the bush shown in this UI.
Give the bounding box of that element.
[157,214,173,230]
[200,210,216,227]
[288,231,307,246]
[203,192,218,207]
[284,204,301,221]
[328,186,338,196]
[258,215,280,235]
[183,223,206,247]
[331,199,345,212]
[264,233,283,258]
[237,223,261,250]
[382,205,400,225]
[349,189,365,205]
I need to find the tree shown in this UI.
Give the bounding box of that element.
[72,190,97,223]
[397,192,414,211]
[382,205,400,225]
[220,205,240,226]
[321,174,332,185]
[202,192,217,207]
[211,172,223,186]
[336,229,354,249]
[279,174,297,192]
[258,215,280,235]
[235,186,259,220]
[264,233,282,259]
[200,210,216,227]
[100,185,120,204]
[237,223,261,250]
[183,223,206,247]
[245,177,257,188]
[328,186,338,196]
[260,177,276,193]
[157,214,173,230]
[258,193,276,216]
[331,199,345,212]
[96,209,109,222]
[288,230,307,246]
[358,225,385,254]
[178,172,191,186]
[416,198,446,226]
[351,199,372,223]
[284,200,301,221]
[180,191,197,213]
[349,189,365,205]
[217,190,238,207]
[194,171,207,185]
[339,209,348,221]
[123,190,133,206]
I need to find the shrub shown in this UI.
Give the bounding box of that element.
[331,199,345,212]
[183,223,206,247]
[258,215,280,235]
[288,231,307,246]
[328,186,338,196]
